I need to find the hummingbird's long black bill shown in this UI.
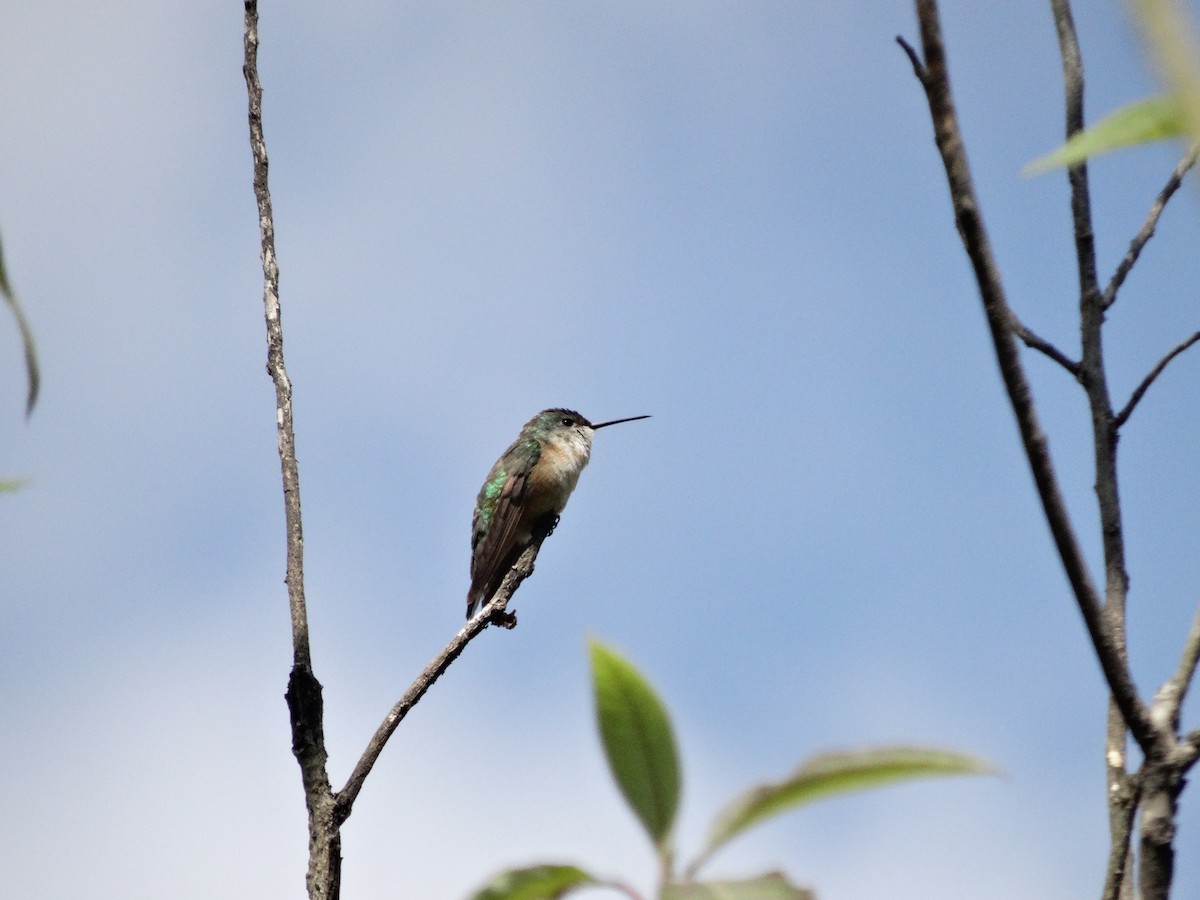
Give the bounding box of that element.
[592,414,651,429]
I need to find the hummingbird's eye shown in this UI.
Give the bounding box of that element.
[561,416,573,426]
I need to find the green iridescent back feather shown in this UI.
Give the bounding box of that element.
[467,436,541,615]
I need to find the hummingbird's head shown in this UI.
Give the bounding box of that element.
[521,408,650,472]
[529,408,596,445]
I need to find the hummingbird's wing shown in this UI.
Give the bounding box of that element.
[467,438,540,615]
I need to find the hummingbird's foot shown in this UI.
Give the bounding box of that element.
[488,608,518,630]
[545,514,561,536]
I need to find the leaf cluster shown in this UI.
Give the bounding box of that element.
[470,641,991,900]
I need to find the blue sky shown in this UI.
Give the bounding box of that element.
[2,2,1198,898]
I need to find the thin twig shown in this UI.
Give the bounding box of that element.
[335,529,550,821]
[1114,331,1200,428]
[898,2,1155,750]
[244,0,309,666]
[1008,309,1080,374]
[1104,144,1200,310]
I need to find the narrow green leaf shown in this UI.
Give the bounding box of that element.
[469,864,598,900]
[1024,95,1187,175]
[1131,0,1200,143]
[663,873,813,900]
[693,747,993,872]
[589,639,681,853]
[0,479,28,493]
[0,229,40,417]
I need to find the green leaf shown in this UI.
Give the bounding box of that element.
[1024,95,1187,175]
[1130,0,1200,143]
[663,873,814,900]
[0,479,28,493]
[589,639,681,854]
[693,746,993,872]
[468,864,598,900]
[0,228,40,417]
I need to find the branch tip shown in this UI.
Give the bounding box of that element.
[1114,332,1200,429]
[896,35,926,80]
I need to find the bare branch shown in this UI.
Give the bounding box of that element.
[1007,310,1080,374]
[900,0,1154,750]
[1114,331,1200,428]
[245,4,340,897]
[1104,145,1200,310]
[335,528,551,821]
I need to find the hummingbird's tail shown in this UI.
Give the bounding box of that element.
[466,577,495,619]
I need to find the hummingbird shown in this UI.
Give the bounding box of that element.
[467,408,650,618]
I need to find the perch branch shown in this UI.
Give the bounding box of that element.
[335,528,551,821]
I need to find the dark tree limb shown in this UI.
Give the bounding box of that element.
[897,3,1155,752]
[1114,331,1200,429]
[1104,144,1200,310]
